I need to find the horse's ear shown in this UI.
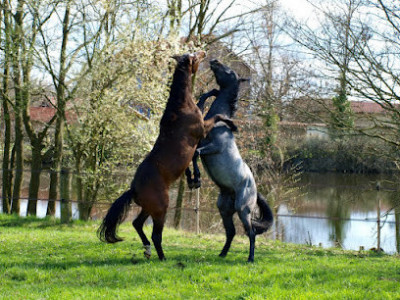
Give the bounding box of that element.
[239,78,250,83]
[171,55,181,62]
[189,53,200,73]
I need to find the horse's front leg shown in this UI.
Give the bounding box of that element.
[203,114,237,136]
[197,89,219,113]
[185,150,201,189]
[191,150,201,189]
[185,167,194,189]
[196,141,223,156]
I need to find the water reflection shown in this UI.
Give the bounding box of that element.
[1,171,399,254]
[275,173,399,253]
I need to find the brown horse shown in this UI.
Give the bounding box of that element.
[98,51,237,261]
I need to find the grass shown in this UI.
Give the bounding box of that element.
[0,214,399,299]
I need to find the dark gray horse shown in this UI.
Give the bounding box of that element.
[185,59,273,262]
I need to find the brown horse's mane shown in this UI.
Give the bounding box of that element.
[165,55,193,110]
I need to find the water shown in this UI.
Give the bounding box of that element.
[273,173,399,253]
[1,171,399,254]
[172,172,399,254]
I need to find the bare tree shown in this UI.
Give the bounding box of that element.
[287,0,367,132]
[163,0,262,45]
[244,1,298,151]
[345,0,400,164]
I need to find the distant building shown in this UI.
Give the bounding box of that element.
[281,99,399,140]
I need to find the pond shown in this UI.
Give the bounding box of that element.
[273,172,399,254]
[171,172,399,254]
[1,171,399,254]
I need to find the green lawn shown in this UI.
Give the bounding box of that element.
[0,214,399,299]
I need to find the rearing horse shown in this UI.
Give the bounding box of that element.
[98,51,237,261]
[186,60,273,262]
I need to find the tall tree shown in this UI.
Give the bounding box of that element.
[20,1,58,215]
[1,0,12,214]
[42,2,70,216]
[9,0,26,215]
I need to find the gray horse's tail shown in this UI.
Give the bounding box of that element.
[252,192,274,235]
[97,188,135,243]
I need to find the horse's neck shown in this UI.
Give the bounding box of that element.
[205,87,238,119]
[166,66,192,109]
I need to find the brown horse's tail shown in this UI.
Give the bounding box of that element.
[252,192,274,235]
[97,189,135,243]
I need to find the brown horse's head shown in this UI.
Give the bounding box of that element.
[172,51,207,74]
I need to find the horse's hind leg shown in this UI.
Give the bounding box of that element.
[217,193,236,258]
[132,209,151,258]
[236,197,256,263]
[151,211,167,261]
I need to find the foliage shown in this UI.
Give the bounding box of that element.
[0,215,399,299]
[285,136,397,173]
[330,91,354,133]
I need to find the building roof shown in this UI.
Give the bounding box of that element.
[350,101,393,114]
[29,107,76,124]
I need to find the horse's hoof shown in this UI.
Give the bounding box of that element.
[247,258,254,263]
[143,245,151,259]
[193,180,201,189]
[219,253,227,258]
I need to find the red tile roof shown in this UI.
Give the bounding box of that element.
[29,107,76,123]
[350,101,393,114]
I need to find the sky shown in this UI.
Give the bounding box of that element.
[279,0,316,20]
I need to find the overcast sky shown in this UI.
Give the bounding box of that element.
[280,0,315,20]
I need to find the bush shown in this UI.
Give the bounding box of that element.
[285,136,397,173]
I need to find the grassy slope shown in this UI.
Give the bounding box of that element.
[0,215,399,299]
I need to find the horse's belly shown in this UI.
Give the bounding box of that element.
[201,154,244,189]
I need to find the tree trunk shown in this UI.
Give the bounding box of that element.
[1,101,11,213]
[27,143,42,215]
[11,113,23,215]
[1,0,11,213]
[78,200,91,221]
[60,168,71,223]
[75,157,85,220]
[396,206,400,254]
[47,116,64,216]
[9,0,26,215]
[80,183,95,221]
[47,4,70,216]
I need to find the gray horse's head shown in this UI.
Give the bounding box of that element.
[210,59,240,88]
